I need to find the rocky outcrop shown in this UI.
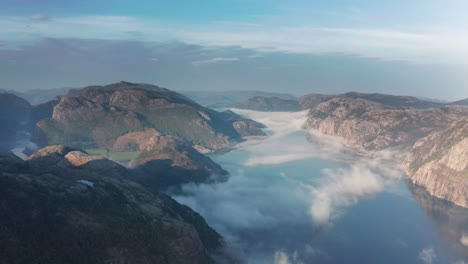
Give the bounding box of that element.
[404,117,468,207]
[304,97,467,150]
[0,146,237,263]
[112,128,161,152]
[132,132,229,189]
[235,96,301,112]
[34,81,264,151]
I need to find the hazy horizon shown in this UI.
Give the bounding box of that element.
[2,1,468,100]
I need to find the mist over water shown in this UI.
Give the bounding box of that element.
[173,110,468,264]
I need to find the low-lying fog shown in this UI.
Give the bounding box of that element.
[173,109,467,264]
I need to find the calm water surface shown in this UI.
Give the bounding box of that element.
[174,110,468,264]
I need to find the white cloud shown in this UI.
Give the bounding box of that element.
[1,15,468,63]
[461,234,468,247]
[274,251,304,264]
[308,149,403,223]
[172,109,404,261]
[192,57,240,66]
[274,251,292,264]
[29,14,50,22]
[419,247,437,264]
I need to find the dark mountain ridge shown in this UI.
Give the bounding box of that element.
[0,146,239,263]
[0,93,33,152]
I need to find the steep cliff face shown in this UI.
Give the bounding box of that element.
[304,97,467,150]
[0,147,237,264]
[304,98,468,207]
[404,117,468,207]
[34,82,264,151]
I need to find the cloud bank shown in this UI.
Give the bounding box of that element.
[1,39,467,101]
[173,109,404,262]
[2,15,468,64]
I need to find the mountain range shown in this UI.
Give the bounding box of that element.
[234,92,466,112]
[1,81,467,263]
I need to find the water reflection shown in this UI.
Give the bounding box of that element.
[408,182,468,259]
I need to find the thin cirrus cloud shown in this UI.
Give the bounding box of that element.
[1,15,468,64]
[1,38,467,100]
[192,57,240,66]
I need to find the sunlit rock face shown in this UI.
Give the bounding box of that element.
[304,97,467,151]
[0,146,238,264]
[404,117,468,208]
[304,97,468,207]
[34,81,264,151]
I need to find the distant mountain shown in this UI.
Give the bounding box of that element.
[0,93,32,152]
[0,87,70,105]
[299,92,444,110]
[451,98,468,106]
[181,90,297,108]
[234,96,301,112]
[0,146,237,263]
[234,91,445,113]
[304,97,467,150]
[298,93,335,110]
[33,82,265,152]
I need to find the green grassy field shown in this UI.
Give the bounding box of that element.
[86,149,140,161]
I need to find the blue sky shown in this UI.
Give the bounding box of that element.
[1,1,468,99]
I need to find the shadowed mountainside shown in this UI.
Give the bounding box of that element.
[0,93,32,152]
[0,146,239,264]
